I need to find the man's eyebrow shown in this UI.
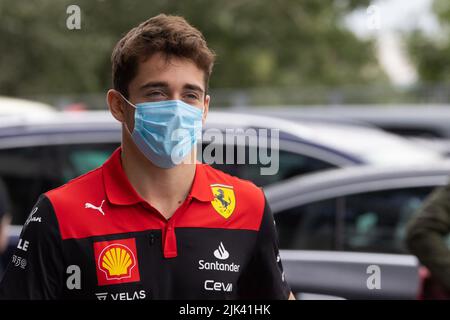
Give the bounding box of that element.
[139,81,169,91]
[139,82,204,94]
[183,84,205,94]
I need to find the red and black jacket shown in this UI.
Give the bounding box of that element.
[0,148,291,300]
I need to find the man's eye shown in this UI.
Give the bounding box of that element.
[184,93,200,100]
[146,91,165,98]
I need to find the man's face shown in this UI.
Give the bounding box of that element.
[120,52,210,132]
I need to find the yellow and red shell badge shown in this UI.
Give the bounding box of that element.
[94,238,140,286]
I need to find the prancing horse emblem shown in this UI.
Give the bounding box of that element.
[210,184,235,219]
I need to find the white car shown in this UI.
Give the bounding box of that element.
[265,163,450,299]
[0,96,56,121]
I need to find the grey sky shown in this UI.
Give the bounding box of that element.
[345,0,439,85]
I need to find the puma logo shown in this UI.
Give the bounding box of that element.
[85,200,106,216]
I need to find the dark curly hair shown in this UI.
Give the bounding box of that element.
[111,14,216,98]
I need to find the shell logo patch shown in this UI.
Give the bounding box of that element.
[210,184,236,219]
[94,238,140,286]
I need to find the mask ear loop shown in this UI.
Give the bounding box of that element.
[115,90,137,136]
[116,91,137,109]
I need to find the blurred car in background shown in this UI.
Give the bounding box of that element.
[235,105,450,157]
[0,96,56,119]
[265,163,450,299]
[0,110,443,226]
[0,109,446,289]
[206,112,443,186]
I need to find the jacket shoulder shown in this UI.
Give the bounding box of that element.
[45,167,104,203]
[44,167,105,239]
[201,164,266,226]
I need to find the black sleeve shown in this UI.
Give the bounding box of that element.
[0,195,65,299]
[237,195,291,299]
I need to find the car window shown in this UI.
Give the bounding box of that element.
[0,146,60,225]
[0,143,119,225]
[201,143,336,186]
[58,143,119,181]
[274,199,338,250]
[342,187,433,254]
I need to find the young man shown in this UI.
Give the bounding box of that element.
[0,14,293,300]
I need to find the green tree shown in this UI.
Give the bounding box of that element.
[0,0,383,97]
[407,0,450,83]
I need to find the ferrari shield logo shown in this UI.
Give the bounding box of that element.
[210,184,236,219]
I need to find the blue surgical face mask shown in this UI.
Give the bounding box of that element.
[119,92,204,169]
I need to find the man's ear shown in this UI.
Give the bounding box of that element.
[202,94,210,124]
[106,89,126,122]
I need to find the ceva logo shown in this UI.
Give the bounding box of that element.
[204,280,233,292]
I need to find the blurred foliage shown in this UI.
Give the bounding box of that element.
[0,0,384,97]
[407,0,450,84]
